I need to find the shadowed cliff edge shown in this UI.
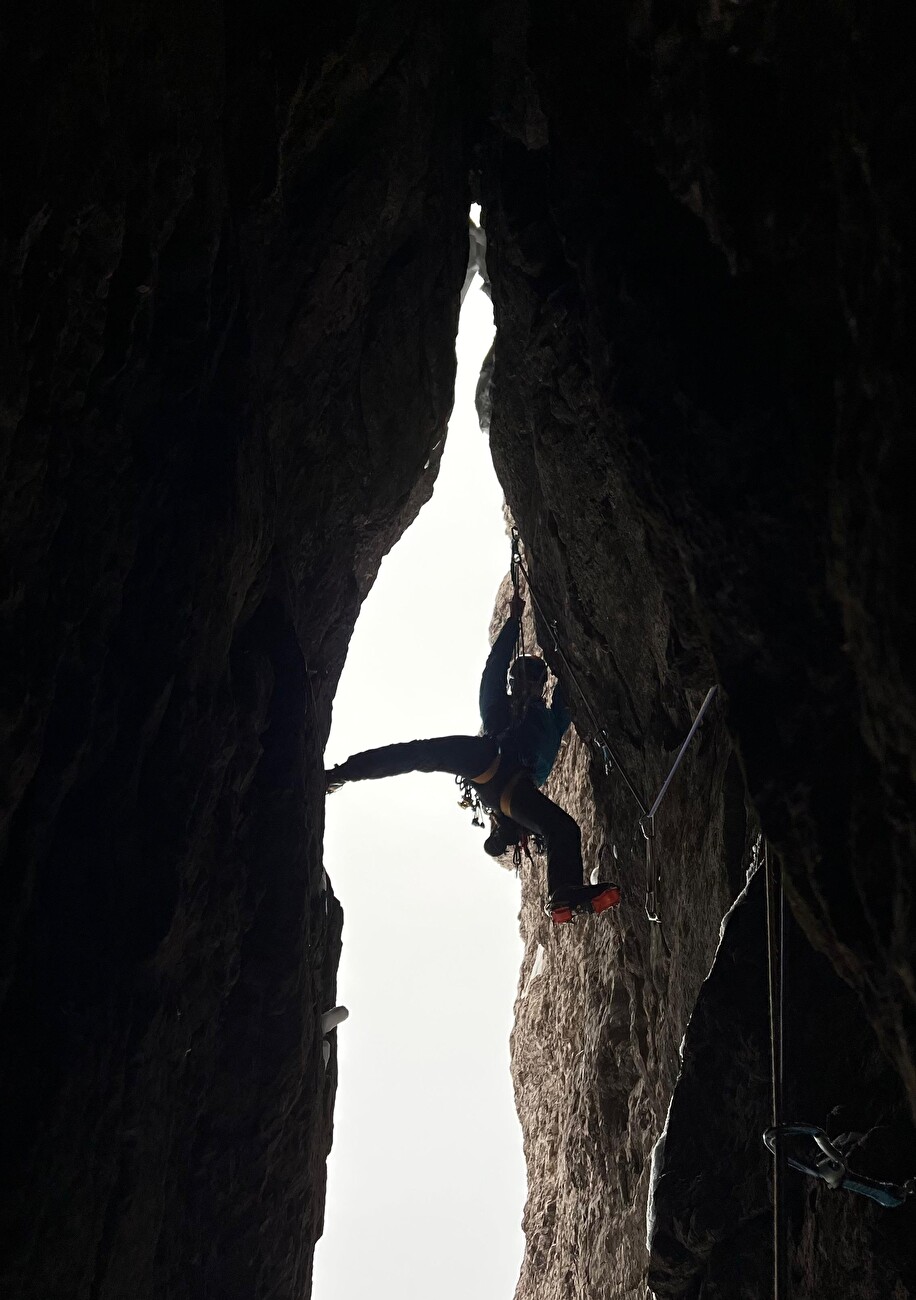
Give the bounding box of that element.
[1,1,914,1297]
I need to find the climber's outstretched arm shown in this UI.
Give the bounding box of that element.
[479,614,518,733]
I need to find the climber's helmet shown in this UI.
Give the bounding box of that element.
[508,654,548,698]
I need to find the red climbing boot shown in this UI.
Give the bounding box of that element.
[546,882,621,925]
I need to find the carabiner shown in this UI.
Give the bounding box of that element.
[763,1124,913,1209]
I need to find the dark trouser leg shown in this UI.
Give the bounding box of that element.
[328,735,498,783]
[504,778,584,896]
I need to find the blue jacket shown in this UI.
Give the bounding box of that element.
[479,616,571,786]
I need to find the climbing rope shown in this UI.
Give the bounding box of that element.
[510,530,647,802]
[509,526,717,924]
[764,840,790,1300]
[761,838,913,1300]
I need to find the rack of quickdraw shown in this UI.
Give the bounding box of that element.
[509,527,717,924]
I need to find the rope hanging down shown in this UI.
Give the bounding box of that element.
[509,527,717,923]
[762,839,914,1273]
[764,840,789,1300]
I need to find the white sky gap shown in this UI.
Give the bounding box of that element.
[315,273,526,1300]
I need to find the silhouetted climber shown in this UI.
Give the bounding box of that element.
[325,596,620,924]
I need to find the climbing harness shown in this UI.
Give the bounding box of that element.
[509,527,717,923]
[763,1124,914,1210]
[498,767,527,817]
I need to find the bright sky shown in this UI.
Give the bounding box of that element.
[314,261,526,1300]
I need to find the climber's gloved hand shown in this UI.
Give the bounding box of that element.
[509,593,525,619]
[325,771,346,794]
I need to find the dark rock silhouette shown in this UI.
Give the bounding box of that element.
[0,4,467,1296]
[2,1,914,1297]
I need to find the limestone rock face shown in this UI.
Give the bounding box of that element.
[2,2,915,1299]
[645,871,916,1300]
[482,4,916,1298]
[500,523,747,1300]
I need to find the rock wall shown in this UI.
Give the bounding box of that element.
[2,1,915,1297]
[481,3,916,1297]
[1,4,469,1296]
[494,521,744,1299]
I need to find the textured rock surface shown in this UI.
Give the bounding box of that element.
[480,3,916,1297]
[647,870,916,1300]
[499,534,745,1300]
[2,1,915,1297]
[1,4,467,1296]
[483,0,916,1086]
